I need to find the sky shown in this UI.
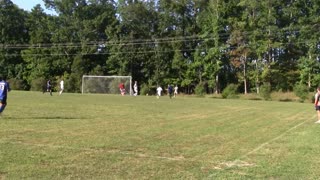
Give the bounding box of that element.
[11,0,56,15]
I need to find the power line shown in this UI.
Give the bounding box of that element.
[1,27,315,49]
[1,35,213,49]
[0,27,318,57]
[3,40,316,57]
[4,48,200,57]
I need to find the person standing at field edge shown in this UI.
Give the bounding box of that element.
[174,85,178,97]
[156,86,163,99]
[47,79,52,96]
[59,79,64,95]
[0,74,11,114]
[314,87,320,123]
[119,82,125,96]
[133,81,138,96]
[168,85,173,99]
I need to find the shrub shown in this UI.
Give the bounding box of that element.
[140,84,153,95]
[195,82,205,97]
[293,83,309,102]
[311,92,315,103]
[8,78,28,90]
[259,83,271,100]
[222,84,238,99]
[65,74,80,93]
[30,77,46,91]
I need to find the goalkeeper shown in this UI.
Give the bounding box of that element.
[119,82,125,96]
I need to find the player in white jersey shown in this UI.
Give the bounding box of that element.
[133,81,138,96]
[59,79,64,95]
[156,86,163,98]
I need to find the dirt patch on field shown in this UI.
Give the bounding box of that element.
[220,160,256,168]
[175,113,209,121]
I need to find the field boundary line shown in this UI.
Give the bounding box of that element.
[240,119,308,159]
[207,118,310,179]
[0,139,189,162]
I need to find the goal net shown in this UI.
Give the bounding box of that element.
[81,75,132,95]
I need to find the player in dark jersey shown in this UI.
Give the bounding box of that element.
[168,85,173,99]
[0,75,11,114]
[314,87,320,123]
[47,79,52,96]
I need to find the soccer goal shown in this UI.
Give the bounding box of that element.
[81,75,132,95]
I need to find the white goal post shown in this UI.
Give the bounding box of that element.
[81,75,132,95]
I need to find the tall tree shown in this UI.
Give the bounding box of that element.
[107,0,158,87]
[157,0,200,92]
[41,0,118,92]
[22,5,58,87]
[0,0,28,79]
[294,0,320,88]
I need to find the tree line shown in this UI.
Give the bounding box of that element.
[0,0,320,95]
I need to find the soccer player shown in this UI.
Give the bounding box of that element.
[174,85,178,97]
[119,82,125,96]
[0,75,11,114]
[59,79,64,95]
[168,85,173,99]
[314,87,320,123]
[47,79,52,96]
[133,81,138,96]
[156,86,163,98]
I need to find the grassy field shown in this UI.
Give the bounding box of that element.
[0,91,319,179]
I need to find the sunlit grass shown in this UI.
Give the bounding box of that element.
[0,91,318,179]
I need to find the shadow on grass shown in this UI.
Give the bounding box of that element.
[247,97,263,101]
[278,98,294,102]
[209,96,223,99]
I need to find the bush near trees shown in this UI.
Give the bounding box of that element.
[259,84,272,101]
[1,0,320,97]
[294,84,309,102]
[222,84,239,99]
[30,78,46,92]
[8,78,28,91]
[195,83,206,97]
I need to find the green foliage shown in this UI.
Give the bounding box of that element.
[8,78,28,90]
[140,83,151,96]
[221,84,239,99]
[0,1,28,81]
[30,77,46,91]
[293,83,309,102]
[1,0,320,94]
[65,73,81,93]
[195,82,206,97]
[259,83,272,100]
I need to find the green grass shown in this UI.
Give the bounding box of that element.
[0,91,319,179]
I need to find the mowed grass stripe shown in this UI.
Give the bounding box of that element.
[0,91,317,179]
